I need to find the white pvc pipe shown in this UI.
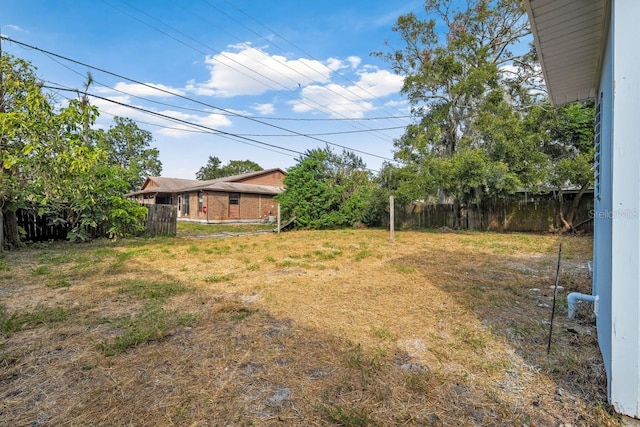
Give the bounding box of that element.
[567,292,598,319]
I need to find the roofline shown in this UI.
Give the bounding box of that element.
[523,1,553,101]
[207,167,287,184]
[127,183,284,197]
[524,0,609,106]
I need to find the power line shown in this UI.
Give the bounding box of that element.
[2,36,398,164]
[218,0,411,124]
[184,0,398,124]
[104,0,409,146]
[43,46,410,122]
[43,84,383,174]
[43,84,305,156]
[192,0,409,141]
[102,0,378,124]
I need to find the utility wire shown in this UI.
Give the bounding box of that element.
[47,77,404,137]
[2,36,397,164]
[43,84,305,157]
[44,45,411,122]
[43,84,383,174]
[192,0,409,141]
[103,0,376,123]
[218,0,410,123]
[181,0,400,127]
[105,0,409,148]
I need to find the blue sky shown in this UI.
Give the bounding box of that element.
[2,1,423,179]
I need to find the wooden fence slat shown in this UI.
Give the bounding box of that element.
[144,204,177,236]
[14,204,178,242]
[386,196,594,232]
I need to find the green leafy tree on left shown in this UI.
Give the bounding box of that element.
[1,54,146,247]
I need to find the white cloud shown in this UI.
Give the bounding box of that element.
[253,103,275,115]
[154,110,232,138]
[187,43,352,97]
[90,44,404,125]
[3,24,26,33]
[347,56,361,69]
[288,66,404,118]
[89,95,231,139]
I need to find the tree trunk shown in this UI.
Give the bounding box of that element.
[2,209,20,249]
[559,183,589,233]
[453,199,461,229]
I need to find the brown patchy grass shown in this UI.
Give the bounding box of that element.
[0,229,621,426]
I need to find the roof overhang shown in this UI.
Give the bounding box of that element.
[524,0,608,106]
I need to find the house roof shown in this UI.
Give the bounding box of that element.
[184,182,284,195]
[127,168,285,197]
[524,0,608,106]
[141,177,200,191]
[208,167,286,184]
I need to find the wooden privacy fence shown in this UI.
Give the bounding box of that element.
[4,204,177,244]
[144,204,177,236]
[383,197,594,233]
[15,208,71,242]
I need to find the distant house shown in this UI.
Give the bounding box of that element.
[525,0,640,418]
[127,168,285,223]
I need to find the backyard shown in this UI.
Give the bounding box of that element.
[0,227,618,426]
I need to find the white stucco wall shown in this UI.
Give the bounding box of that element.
[596,0,640,417]
[594,15,613,399]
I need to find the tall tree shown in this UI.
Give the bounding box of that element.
[373,1,538,219]
[196,156,222,180]
[196,156,262,180]
[375,0,531,157]
[222,160,263,177]
[1,54,58,247]
[372,0,596,229]
[545,102,595,231]
[97,117,162,192]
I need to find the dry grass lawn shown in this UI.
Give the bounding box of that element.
[0,228,620,426]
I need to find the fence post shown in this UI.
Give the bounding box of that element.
[277,204,281,234]
[390,195,395,243]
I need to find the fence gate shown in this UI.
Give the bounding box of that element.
[145,204,177,236]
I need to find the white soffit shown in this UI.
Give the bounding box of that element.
[525,0,608,106]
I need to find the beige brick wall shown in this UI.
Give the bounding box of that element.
[176,191,279,221]
[204,192,228,220]
[241,194,278,219]
[236,170,285,186]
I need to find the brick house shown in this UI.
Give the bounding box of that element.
[127,168,285,223]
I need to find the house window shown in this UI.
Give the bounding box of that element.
[183,194,190,215]
[594,93,602,201]
[229,193,240,205]
[198,192,203,212]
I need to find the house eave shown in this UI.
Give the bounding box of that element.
[525,0,608,106]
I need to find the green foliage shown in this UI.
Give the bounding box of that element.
[1,54,152,246]
[545,102,595,189]
[97,302,196,355]
[116,279,188,300]
[204,274,232,283]
[96,116,162,192]
[196,156,262,180]
[0,304,72,336]
[277,147,376,229]
[322,404,372,426]
[369,0,595,228]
